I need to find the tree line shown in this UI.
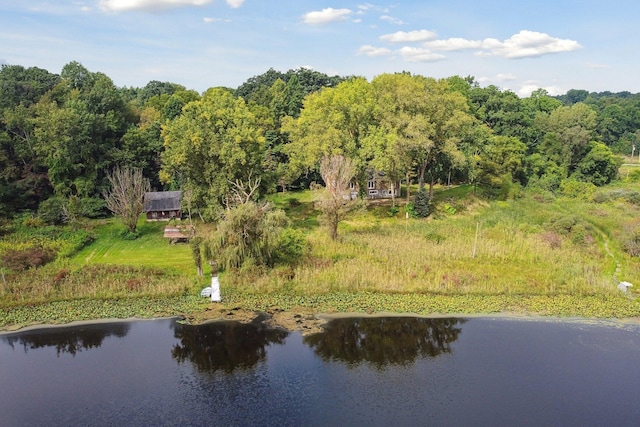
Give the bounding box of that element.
[1,61,638,221]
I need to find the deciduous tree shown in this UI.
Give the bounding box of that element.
[103,166,150,234]
[315,155,363,240]
[160,88,267,220]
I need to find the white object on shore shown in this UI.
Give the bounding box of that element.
[618,281,633,292]
[200,287,212,297]
[211,276,221,302]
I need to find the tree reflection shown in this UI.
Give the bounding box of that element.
[304,317,466,369]
[172,318,289,374]
[1,323,130,357]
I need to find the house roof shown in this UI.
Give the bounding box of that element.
[144,191,182,212]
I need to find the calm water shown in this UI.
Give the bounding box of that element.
[1,316,640,426]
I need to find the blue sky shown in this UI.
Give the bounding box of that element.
[1,0,638,96]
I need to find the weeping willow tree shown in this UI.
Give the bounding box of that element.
[204,201,303,271]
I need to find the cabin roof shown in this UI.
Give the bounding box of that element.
[144,191,182,212]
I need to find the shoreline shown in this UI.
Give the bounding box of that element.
[3,306,640,336]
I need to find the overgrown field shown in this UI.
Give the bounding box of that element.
[2,184,640,329]
[237,186,640,297]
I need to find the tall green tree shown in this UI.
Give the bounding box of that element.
[536,102,597,174]
[573,141,620,186]
[32,63,133,198]
[470,85,535,147]
[160,88,267,220]
[0,64,60,213]
[415,78,473,196]
[476,135,527,189]
[282,77,375,183]
[365,73,432,204]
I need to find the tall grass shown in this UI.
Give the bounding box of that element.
[228,192,634,299]
[0,262,199,306]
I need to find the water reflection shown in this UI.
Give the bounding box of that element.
[304,317,465,368]
[172,316,289,373]
[1,322,130,357]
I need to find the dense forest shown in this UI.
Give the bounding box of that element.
[1,61,639,221]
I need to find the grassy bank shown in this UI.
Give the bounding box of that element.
[2,184,640,330]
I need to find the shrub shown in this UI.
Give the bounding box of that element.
[273,228,307,265]
[593,189,640,205]
[38,196,66,225]
[117,229,139,240]
[22,216,45,228]
[1,246,56,271]
[540,231,562,249]
[627,169,640,183]
[405,202,417,218]
[78,197,107,218]
[414,187,430,218]
[560,179,596,201]
[623,229,640,257]
[38,196,106,225]
[442,203,457,215]
[287,197,301,208]
[425,232,446,244]
[548,214,578,235]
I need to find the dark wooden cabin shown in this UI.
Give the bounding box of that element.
[144,191,182,221]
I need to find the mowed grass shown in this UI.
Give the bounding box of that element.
[71,218,194,275]
[0,217,202,308]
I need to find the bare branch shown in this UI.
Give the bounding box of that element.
[227,171,261,207]
[103,167,150,233]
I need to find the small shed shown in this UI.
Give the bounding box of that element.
[144,191,182,221]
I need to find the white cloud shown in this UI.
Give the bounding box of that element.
[357,45,393,57]
[380,30,437,43]
[517,82,563,97]
[204,17,230,23]
[398,46,445,62]
[587,63,609,69]
[225,0,245,8]
[419,30,580,59]
[479,30,581,59]
[358,3,389,13]
[496,73,517,82]
[303,8,352,25]
[100,0,211,12]
[423,38,483,51]
[380,15,405,25]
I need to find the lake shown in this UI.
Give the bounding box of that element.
[1,316,639,426]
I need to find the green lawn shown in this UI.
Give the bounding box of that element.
[71,218,194,275]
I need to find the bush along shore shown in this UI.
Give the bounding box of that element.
[2,185,640,331]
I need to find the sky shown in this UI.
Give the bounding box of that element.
[1,0,638,97]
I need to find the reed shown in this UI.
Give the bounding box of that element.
[230,189,635,300]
